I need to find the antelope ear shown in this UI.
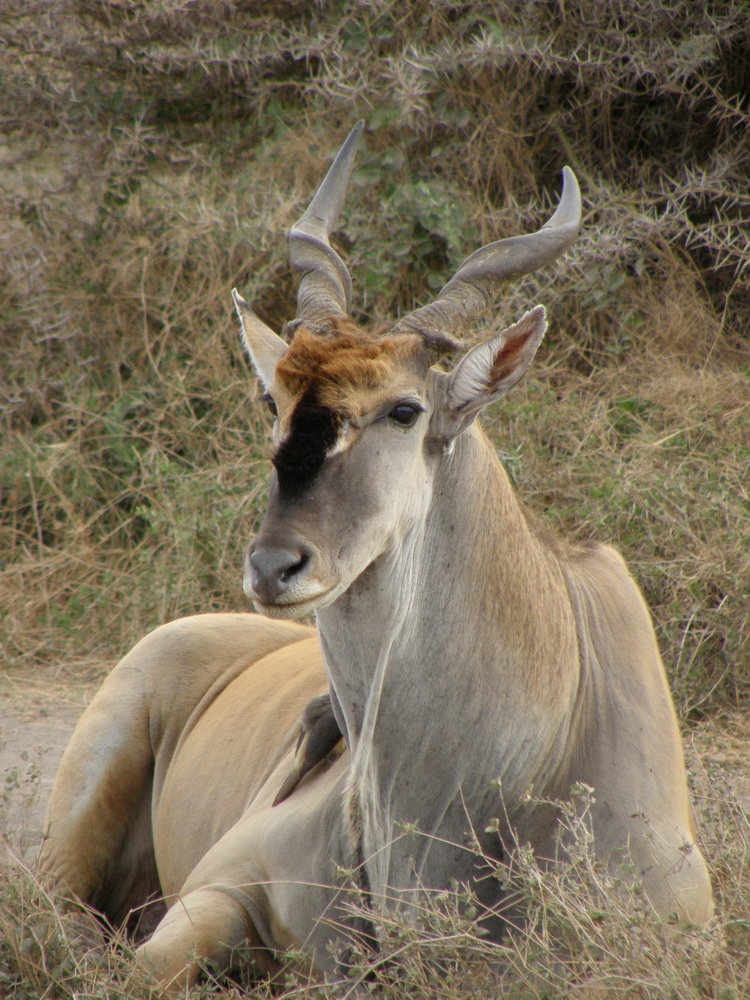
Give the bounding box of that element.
[446,305,547,424]
[232,289,287,388]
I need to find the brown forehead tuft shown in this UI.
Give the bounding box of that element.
[275,320,427,412]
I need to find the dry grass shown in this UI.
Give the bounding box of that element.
[2,720,748,999]
[1,0,749,995]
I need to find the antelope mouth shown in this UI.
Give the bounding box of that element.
[248,587,337,620]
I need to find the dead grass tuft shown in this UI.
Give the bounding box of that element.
[0,862,161,999]
[6,722,747,999]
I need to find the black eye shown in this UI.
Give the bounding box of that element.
[388,403,420,427]
[260,392,277,417]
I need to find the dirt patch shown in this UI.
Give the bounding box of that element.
[1,674,95,863]
[685,714,750,830]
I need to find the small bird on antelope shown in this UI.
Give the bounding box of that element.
[273,693,344,806]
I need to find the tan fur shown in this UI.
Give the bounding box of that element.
[39,614,358,988]
[40,324,714,992]
[275,323,425,416]
[39,318,714,991]
[41,245,713,994]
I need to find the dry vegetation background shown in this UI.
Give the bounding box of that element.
[1,0,749,998]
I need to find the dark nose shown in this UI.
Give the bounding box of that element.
[248,545,310,602]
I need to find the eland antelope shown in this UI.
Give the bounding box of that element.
[39,122,713,990]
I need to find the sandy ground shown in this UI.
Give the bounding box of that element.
[0,672,96,864]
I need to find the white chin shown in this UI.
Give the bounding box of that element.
[251,589,337,620]
[252,600,311,620]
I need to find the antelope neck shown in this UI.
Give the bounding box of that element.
[315,422,580,899]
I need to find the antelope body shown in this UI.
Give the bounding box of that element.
[39,123,713,990]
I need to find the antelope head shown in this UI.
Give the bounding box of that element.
[235,122,581,618]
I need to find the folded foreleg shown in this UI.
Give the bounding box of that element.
[38,613,314,931]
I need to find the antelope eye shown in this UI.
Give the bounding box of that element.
[260,392,277,417]
[388,403,421,427]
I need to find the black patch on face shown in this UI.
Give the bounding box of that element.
[273,384,341,501]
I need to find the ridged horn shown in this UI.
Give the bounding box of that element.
[289,120,364,334]
[390,166,582,350]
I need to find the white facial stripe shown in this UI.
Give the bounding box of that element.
[274,421,353,460]
[326,420,353,458]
